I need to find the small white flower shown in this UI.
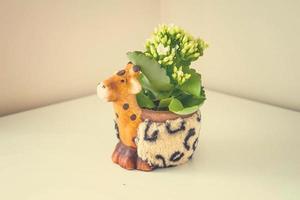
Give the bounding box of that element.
[157,43,169,56]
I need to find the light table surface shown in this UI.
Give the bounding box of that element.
[0,90,299,200]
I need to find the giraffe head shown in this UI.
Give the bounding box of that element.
[97,63,141,102]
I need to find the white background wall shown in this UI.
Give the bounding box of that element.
[1,0,299,116]
[0,0,160,116]
[161,0,300,111]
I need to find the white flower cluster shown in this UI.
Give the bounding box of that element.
[172,66,191,85]
[145,24,208,68]
[145,24,207,85]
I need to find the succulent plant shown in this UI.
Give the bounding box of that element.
[127,24,208,115]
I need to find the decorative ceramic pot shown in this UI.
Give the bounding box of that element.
[136,109,201,168]
[97,63,201,171]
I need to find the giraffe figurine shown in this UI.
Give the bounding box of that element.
[97,62,152,171]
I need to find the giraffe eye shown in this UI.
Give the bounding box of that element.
[121,79,125,83]
[116,70,126,76]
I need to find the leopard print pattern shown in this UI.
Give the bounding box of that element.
[135,111,201,168]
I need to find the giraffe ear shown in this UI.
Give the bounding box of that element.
[129,78,141,94]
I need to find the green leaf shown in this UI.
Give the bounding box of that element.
[136,92,155,109]
[127,51,173,92]
[138,74,157,95]
[139,74,170,100]
[168,98,199,115]
[200,86,206,99]
[174,105,199,115]
[168,98,184,112]
[179,94,206,107]
[180,70,201,97]
[158,97,172,108]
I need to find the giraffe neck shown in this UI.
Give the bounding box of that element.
[114,94,141,115]
[113,94,142,148]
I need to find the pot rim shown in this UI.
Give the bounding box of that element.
[141,109,198,122]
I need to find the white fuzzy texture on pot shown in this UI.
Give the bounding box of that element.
[135,111,201,168]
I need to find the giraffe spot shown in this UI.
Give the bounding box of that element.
[133,65,141,72]
[120,79,125,83]
[123,103,129,110]
[130,114,137,121]
[116,70,126,76]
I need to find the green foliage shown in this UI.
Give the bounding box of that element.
[136,91,155,109]
[127,51,173,91]
[127,24,208,115]
[168,98,200,115]
[179,70,201,97]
